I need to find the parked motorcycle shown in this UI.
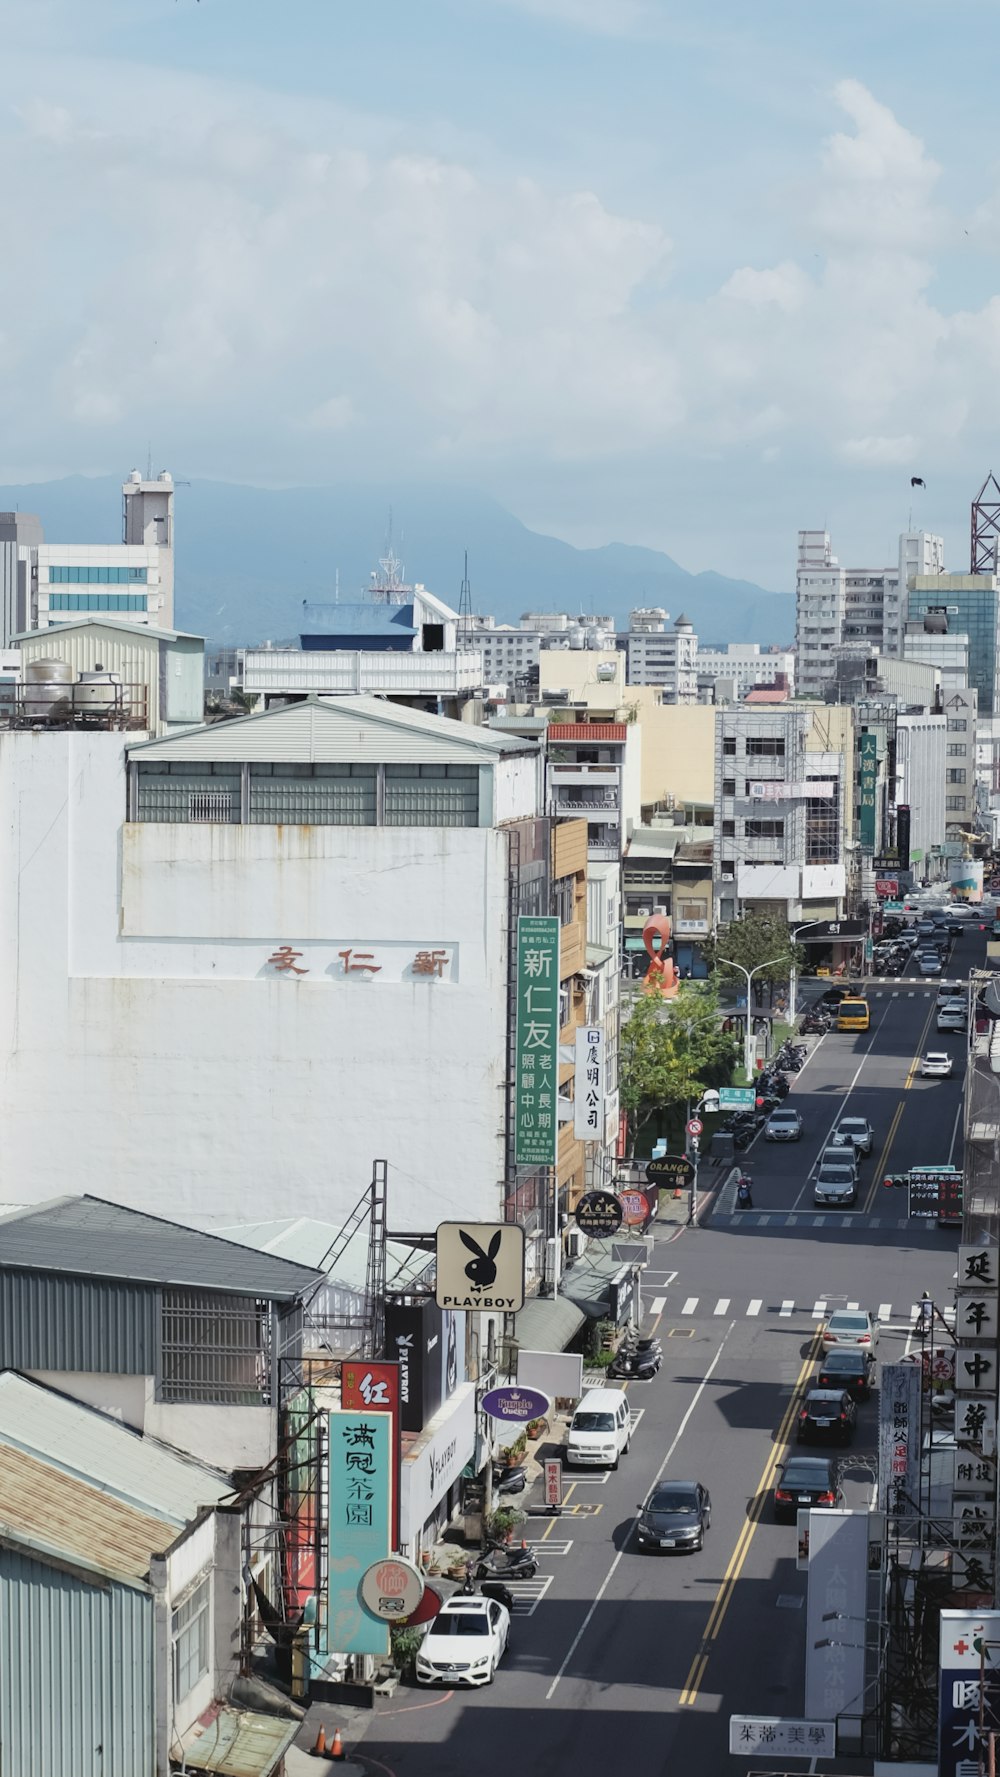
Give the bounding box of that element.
[608,1346,661,1379]
[475,1543,539,1581]
[496,1463,528,1496]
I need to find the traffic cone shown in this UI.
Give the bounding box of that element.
[311,1725,327,1757]
[673,1185,682,1200]
[329,1728,346,1762]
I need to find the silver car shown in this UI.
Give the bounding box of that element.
[813,1165,858,1207]
[765,1108,803,1142]
[818,1144,859,1182]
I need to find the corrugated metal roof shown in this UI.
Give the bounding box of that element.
[513,1292,585,1353]
[0,1441,175,1586]
[179,1705,299,1776]
[215,1217,431,1293]
[0,1373,229,1524]
[0,1196,322,1298]
[10,617,202,643]
[127,695,535,764]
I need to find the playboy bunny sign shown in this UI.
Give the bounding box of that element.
[435,1221,526,1311]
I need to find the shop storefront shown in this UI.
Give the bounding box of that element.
[398,1381,476,1558]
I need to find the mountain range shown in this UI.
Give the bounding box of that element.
[0,475,794,648]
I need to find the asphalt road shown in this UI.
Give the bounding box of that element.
[355,919,985,1777]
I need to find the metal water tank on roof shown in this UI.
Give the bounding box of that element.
[22,657,76,722]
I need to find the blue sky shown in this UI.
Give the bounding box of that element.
[2,0,999,590]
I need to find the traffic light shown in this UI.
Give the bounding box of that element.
[882,1173,907,1189]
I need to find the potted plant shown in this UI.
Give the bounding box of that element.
[390,1624,425,1676]
[525,1416,549,1441]
[486,1504,525,1545]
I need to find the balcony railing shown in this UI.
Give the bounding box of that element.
[241,648,485,696]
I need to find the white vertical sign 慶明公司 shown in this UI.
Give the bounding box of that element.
[574,1026,604,1142]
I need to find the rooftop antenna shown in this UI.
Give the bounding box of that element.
[458,550,473,638]
[146,443,152,481]
[971,472,1000,573]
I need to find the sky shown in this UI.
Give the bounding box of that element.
[2,0,1000,591]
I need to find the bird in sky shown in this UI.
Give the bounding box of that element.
[911,477,926,488]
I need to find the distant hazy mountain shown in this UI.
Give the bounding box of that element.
[0,475,793,647]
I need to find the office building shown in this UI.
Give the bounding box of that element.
[909,573,1000,714]
[694,642,795,700]
[0,510,43,647]
[623,609,699,700]
[796,529,944,697]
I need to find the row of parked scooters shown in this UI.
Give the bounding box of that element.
[717,1040,808,1148]
[608,1329,663,1380]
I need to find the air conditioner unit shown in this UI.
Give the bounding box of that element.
[636,906,651,918]
[565,1228,586,1260]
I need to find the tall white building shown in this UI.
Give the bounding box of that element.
[694,642,795,700]
[795,529,944,698]
[624,610,698,700]
[26,470,176,633]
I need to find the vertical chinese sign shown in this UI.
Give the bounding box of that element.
[877,1362,921,1514]
[327,1410,392,1657]
[939,1610,1000,1777]
[574,1025,604,1142]
[514,915,560,1166]
[341,1360,401,1553]
[858,732,878,852]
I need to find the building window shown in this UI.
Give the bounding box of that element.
[946,795,965,810]
[721,779,736,797]
[947,718,968,732]
[250,762,377,826]
[721,819,735,837]
[745,819,784,839]
[136,763,242,823]
[48,592,148,612]
[745,736,785,756]
[159,1289,270,1405]
[172,1574,211,1703]
[552,874,576,926]
[48,565,148,584]
[722,738,736,756]
[947,768,967,784]
[384,764,479,828]
[677,898,707,923]
[947,743,967,757]
[720,861,735,878]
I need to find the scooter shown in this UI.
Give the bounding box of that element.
[608,1344,661,1380]
[475,1542,538,1581]
[496,1462,528,1495]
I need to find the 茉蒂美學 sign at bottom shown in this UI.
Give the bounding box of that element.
[729,1717,835,1758]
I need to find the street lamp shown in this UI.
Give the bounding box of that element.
[716,955,791,1083]
[789,921,826,1025]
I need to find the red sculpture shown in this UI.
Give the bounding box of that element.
[641,913,679,999]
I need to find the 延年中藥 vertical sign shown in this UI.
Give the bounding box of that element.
[514,915,560,1166]
[858,732,878,851]
[328,1410,391,1657]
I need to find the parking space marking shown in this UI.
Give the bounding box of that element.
[714,1298,731,1315]
[878,1302,892,1321]
[509,1575,554,1617]
[779,1300,794,1317]
[563,1470,611,1485]
[746,1299,762,1316]
[628,1407,645,1430]
[564,1501,604,1515]
[847,1300,860,1310]
[811,1300,827,1318]
[682,1297,699,1314]
[524,1539,573,1555]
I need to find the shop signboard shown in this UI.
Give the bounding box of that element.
[544,1458,563,1509]
[644,1154,695,1188]
[360,1556,424,1621]
[327,1409,392,1656]
[575,1190,624,1237]
[514,915,560,1166]
[878,1362,921,1514]
[939,1610,1000,1777]
[858,732,878,850]
[618,1189,650,1226]
[875,878,899,899]
[729,1718,835,1758]
[398,1382,477,1548]
[385,1302,446,1435]
[435,1221,526,1312]
[481,1385,549,1424]
[341,1359,401,1548]
[574,1025,605,1142]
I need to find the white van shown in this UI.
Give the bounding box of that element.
[937,1002,966,1033]
[566,1388,631,1469]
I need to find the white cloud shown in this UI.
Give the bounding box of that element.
[839,434,917,467]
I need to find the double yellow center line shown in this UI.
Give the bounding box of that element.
[678,1330,822,1706]
[861,993,936,1213]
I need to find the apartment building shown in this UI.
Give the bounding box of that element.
[623,609,699,700]
[694,642,795,700]
[796,529,944,697]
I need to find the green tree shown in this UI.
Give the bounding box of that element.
[701,913,802,1008]
[619,984,737,1155]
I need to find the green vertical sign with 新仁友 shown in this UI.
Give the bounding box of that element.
[514,914,560,1166]
[858,732,878,851]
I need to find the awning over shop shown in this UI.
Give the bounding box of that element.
[513,1292,586,1353]
[563,1251,640,1325]
[624,937,648,951]
[179,1706,300,1776]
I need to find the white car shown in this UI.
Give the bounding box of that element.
[415,1594,511,1687]
[821,1308,879,1352]
[921,1051,954,1077]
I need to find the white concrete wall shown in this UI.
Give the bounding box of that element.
[493,751,542,825]
[28,1370,276,1469]
[0,732,511,1232]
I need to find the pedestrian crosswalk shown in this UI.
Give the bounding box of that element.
[713,1210,910,1230]
[659,1296,956,1325]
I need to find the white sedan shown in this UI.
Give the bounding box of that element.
[415,1594,511,1687]
[821,1308,879,1353]
[920,1051,954,1078]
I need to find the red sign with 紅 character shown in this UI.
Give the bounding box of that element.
[875,878,899,898]
[341,1360,401,1549]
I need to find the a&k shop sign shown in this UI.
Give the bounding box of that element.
[939,1610,1000,1777]
[341,1360,401,1551]
[327,1409,392,1658]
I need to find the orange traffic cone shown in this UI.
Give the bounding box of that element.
[311,1724,327,1757]
[673,1186,682,1200]
[329,1728,346,1762]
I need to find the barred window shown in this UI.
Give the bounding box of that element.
[384,764,479,827]
[249,762,376,825]
[946,795,965,810]
[947,769,967,784]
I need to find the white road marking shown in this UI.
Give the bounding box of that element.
[510,1575,554,1617]
[878,1302,892,1321]
[544,1327,732,1701]
[651,1297,666,1314]
[747,1299,762,1316]
[812,1300,827,1318]
[780,1300,794,1317]
[714,1298,731,1315]
[628,1408,645,1430]
[524,1539,574,1555]
[847,1301,860,1310]
[682,1297,698,1315]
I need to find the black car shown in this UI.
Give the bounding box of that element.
[773,1455,843,1521]
[816,1347,874,1401]
[883,956,905,977]
[796,1389,857,1445]
[818,986,854,1009]
[636,1480,711,1552]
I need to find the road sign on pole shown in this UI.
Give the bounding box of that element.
[718,1087,755,1110]
[686,1117,703,1138]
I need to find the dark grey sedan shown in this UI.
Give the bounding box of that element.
[636,1480,711,1552]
